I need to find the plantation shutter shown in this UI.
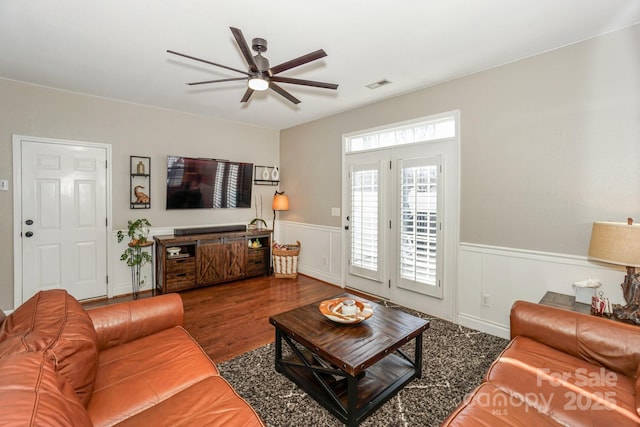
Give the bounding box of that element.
[349,162,383,282]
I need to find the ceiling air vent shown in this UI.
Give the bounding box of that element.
[366,79,392,89]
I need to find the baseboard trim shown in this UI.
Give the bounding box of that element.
[457,313,510,339]
[298,266,342,287]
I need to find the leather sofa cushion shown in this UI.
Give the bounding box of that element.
[88,326,220,427]
[114,376,265,427]
[636,364,640,416]
[486,336,640,426]
[0,351,92,426]
[510,301,640,378]
[440,382,561,426]
[88,293,184,351]
[0,290,98,407]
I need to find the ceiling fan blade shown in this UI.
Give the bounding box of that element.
[187,77,248,86]
[270,49,327,75]
[167,50,250,76]
[271,76,338,90]
[269,82,301,105]
[240,87,254,103]
[230,27,258,73]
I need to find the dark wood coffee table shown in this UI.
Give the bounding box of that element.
[269,293,430,426]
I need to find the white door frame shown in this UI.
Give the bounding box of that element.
[341,111,460,321]
[12,135,113,307]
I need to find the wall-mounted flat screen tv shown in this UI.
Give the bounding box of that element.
[166,156,253,209]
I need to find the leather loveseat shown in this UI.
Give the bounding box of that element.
[0,289,264,426]
[442,300,640,426]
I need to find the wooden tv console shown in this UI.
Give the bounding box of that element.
[153,229,271,294]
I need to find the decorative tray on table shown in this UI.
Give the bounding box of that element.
[318,297,373,324]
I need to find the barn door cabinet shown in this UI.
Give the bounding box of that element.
[154,230,271,294]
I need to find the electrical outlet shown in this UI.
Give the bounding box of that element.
[481,293,491,308]
[323,256,328,265]
[0,180,8,191]
[331,207,340,217]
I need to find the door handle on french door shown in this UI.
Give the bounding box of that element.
[25,231,34,238]
[25,219,34,225]
[344,225,349,230]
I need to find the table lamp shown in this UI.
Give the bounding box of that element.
[588,218,640,323]
[272,190,289,231]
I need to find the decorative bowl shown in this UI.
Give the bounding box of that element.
[319,297,373,324]
[166,247,181,256]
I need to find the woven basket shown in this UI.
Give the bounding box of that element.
[272,241,301,279]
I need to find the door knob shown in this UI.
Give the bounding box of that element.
[25,219,34,225]
[25,231,34,238]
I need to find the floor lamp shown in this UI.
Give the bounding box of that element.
[272,190,289,233]
[588,218,640,324]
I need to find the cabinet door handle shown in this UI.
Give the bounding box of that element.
[176,273,187,277]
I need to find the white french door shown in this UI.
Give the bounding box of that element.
[346,145,446,300]
[396,155,443,298]
[346,152,390,298]
[14,136,109,303]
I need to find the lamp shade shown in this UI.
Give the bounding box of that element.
[588,221,640,267]
[272,193,289,211]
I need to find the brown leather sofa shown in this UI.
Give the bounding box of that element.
[0,289,265,426]
[442,300,640,426]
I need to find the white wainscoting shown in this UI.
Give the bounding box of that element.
[457,243,626,338]
[278,221,343,286]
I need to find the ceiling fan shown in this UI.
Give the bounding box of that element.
[167,27,338,105]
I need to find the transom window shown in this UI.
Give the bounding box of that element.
[346,115,455,153]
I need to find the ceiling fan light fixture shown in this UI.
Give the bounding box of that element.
[248,77,269,91]
[168,27,337,105]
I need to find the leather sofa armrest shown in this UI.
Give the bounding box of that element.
[87,293,184,351]
[510,300,640,378]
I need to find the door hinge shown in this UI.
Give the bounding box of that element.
[388,279,391,288]
[389,160,392,170]
[106,218,108,227]
[106,275,109,284]
[389,220,392,229]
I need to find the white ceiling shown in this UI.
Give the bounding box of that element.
[1,1,639,130]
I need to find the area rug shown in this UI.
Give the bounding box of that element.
[218,303,508,426]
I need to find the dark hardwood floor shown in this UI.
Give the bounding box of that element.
[84,275,371,363]
[181,274,358,363]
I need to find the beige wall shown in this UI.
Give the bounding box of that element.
[0,79,279,309]
[280,24,640,256]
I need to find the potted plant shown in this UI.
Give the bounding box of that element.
[117,219,152,296]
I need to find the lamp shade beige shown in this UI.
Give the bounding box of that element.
[272,193,289,211]
[588,221,640,267]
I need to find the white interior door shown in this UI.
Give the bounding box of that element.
[16,137,108,302]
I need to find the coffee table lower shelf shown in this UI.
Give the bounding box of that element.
[276,344,418,426]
